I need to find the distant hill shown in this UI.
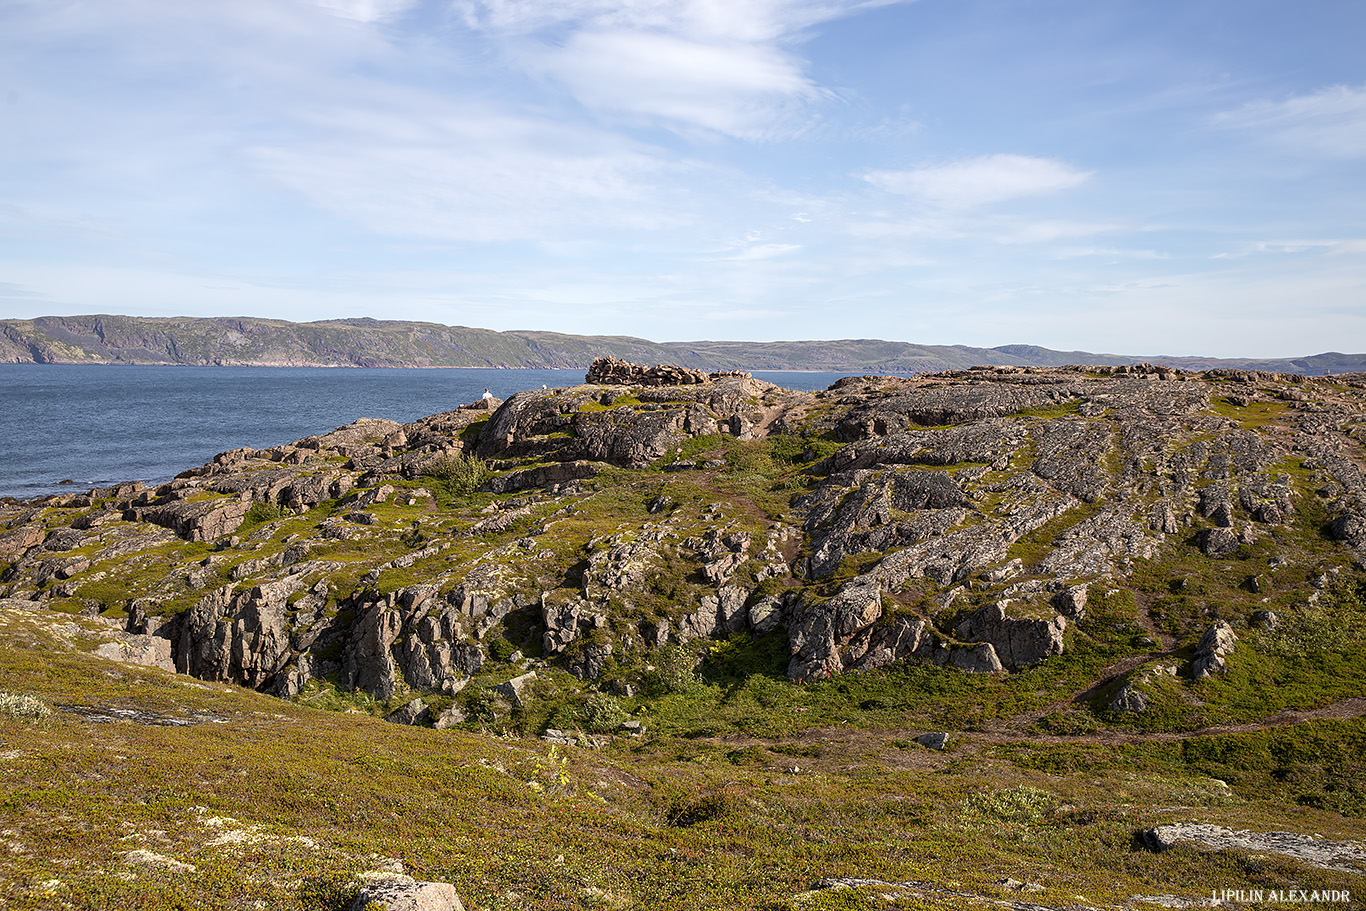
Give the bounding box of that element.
[1,314,1361,375]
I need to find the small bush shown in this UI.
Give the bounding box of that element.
[487,638,517,662]
[462,685,502,724]
[295,872,360,911]
[578,691,628,733]
[646,644,698,695]
[426,454,493,499]
[0,691,51,721]
[243,501,285,528]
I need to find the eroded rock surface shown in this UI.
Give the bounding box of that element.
[4,362,1364,710]
[1142,824,1366,873]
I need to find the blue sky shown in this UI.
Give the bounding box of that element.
[1,0,1363,357]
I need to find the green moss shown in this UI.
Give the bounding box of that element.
[577,394,643,413]
[1208,397,1290,431]
[1009,400,1082,420]
[1005,500,1102,569]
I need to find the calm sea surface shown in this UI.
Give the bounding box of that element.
[0,366,855,499]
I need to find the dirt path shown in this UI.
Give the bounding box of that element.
[941,695,1366,751]
[700,696,1366,775]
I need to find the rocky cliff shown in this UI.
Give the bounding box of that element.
[3,314,1364,373]
[3,359,1365,722]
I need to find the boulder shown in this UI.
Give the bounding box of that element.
[1191,620,1236,680]
[787,581,883,682]
[433,706,466,730]
[494,672,537,709]
[542,600,605,655]
[279,471,352,510]
[747,595,785,636]
[349,873,464,911]
[94,633,175,672]
[713,585,749,636]
[848,616,931,672]
[1197,526,1240,557]
[955,601,1066,669]
[1050,584,1088,619]
[1329,513,1366,547]
[1107,682,1148,713]
[942,642,1005,674]
[385,698,431,726]
[1148,500,1178,534]
[915,732,949,750]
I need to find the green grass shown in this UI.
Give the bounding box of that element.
[1209,397,1291,431]
[2,592,1364,910]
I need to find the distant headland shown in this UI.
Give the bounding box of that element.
[2,314,1362,375]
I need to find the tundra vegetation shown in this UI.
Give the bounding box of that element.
[0,357,1364,909]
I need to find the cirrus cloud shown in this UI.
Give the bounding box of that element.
[1216,84,1366,159]
[865,154,1093,208]
[455,0,911,138]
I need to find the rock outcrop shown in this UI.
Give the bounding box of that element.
[1141,824,1366,874]
[5,361,1365,719]
[1190,620,1237,680]
[787,582,882,681]
[954,602,1066,670]
[349,873,465,911]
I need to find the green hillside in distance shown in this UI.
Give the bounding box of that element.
[2,313,1363,374]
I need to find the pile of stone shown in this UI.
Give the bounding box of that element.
[585,357,710,386]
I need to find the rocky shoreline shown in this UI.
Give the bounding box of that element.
[3,358,1365,722]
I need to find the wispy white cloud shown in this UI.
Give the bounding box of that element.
[313,0,419,23]
[722,243,802,261]
[993,219,1118,245]
[528,30,824,138]
[454,0,910,137]
[865,155,1093,208]
[1213,238,1366,259]
[1216,84,1366,158]
[452,0,905,43]
[1048,246,1169,261]
[248,96,694,242]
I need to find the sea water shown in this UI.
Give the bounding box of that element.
[0,365,854,499]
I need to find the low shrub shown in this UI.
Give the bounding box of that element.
[578,691,628,733]
[426,453,493,499]
[0,691,51,721]
[242,501,286,528]
[961,785,1057,825]
[645,644,698,695]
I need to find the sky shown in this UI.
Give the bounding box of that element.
[1,0,1363,357]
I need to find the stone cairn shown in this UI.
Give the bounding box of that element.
[585,356,710,386]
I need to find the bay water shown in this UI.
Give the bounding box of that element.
[0,365,853,500]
